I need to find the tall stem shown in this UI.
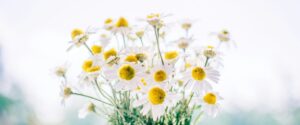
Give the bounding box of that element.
[154,26,164,65]
[204,57,210,67]
[139,37,144,46]
[83,42,93,55]
[121,32,127,49]
[72,93,113,106]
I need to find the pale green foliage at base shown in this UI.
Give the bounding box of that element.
[107,92,196,125]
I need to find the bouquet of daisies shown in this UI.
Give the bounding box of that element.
[55,13,234,125]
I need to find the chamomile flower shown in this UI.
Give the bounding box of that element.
[54,63,68,77]
[191,91,223,117]
[180,19,196,31]
[183,66,220,94]
[145,64,173,87]
[79,57,102,85]
[98,33,111,48]
[196,45,224,68]
[146,13,169,28]
[78,102,96,119]
[67,27,97,51]
[60,84,73,105]
[120,47,151,63]
[132,85,179,120]
[104,18,114,31]
[211,29,236,49]
[112,17,131,34]
[175,37,194,50]
[103,48,118,61]
[91,45,103,55]
[164,50,180,64]
[103,63,144,91]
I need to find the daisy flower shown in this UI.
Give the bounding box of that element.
[211,29,237,49]
[144,64,174,89]
[104,18,114,31]
[175,37,194,50]
[67,27,97,51]
[59,84,73,105]
[98,33,111,48]
[103,62,145,91]
[132,85,179,120]
[191,91,223,117]
[79,57,103,86]
[78,102,96,119]
[201,45,224,68]
[163,50,180,65]
[112,17,131,35]
[53,63,68,78]
[146,13,163,27]
[183,65,220,94]
[120,46,151,64]
[102,48,118,63]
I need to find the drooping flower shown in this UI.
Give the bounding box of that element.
[78,102,96,119]
[60,84,73,105]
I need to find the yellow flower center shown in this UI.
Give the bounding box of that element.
[203,47,216,58]
[148,87,166,105]
[115,17,129,28]
[222,30,228,35]
[135,53,147,62]
[147,13,160,19]
[218,30,230,42]
[105,18,113,24]
[153,70,167,82]
[135,30,144,38]
[82,59,101,72]
[91,45,102,54]
[71,28,84,40]
[63,87,72,97]
[182,23,192,30]
[191,67,206,81]
[103,48,117,60]
[125,54,138,63]
[118,64,135,80]
[87,103,96,112]
[203,93,217,104]
[164,51,179,60]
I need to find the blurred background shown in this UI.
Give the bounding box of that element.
[1,0,300,124]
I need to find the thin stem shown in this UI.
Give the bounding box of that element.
[204,57,210,67]
[83,42,93,55]
[72,93,113,106]
[139,37,144,46]
[114,34,120,50]
[94,79,115,104]
[154,26,164,65]
[185,29,189,38]
[121,32,127,49]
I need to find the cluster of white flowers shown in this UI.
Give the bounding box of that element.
[55,13,234,123]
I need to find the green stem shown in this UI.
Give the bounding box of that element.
[94,79,115,105]
[72,93,113,106]
[204,57,210,67]
[121,32,127,49]
[83,42,94,55]
[154,26,164,65]
[139,37,144,46]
